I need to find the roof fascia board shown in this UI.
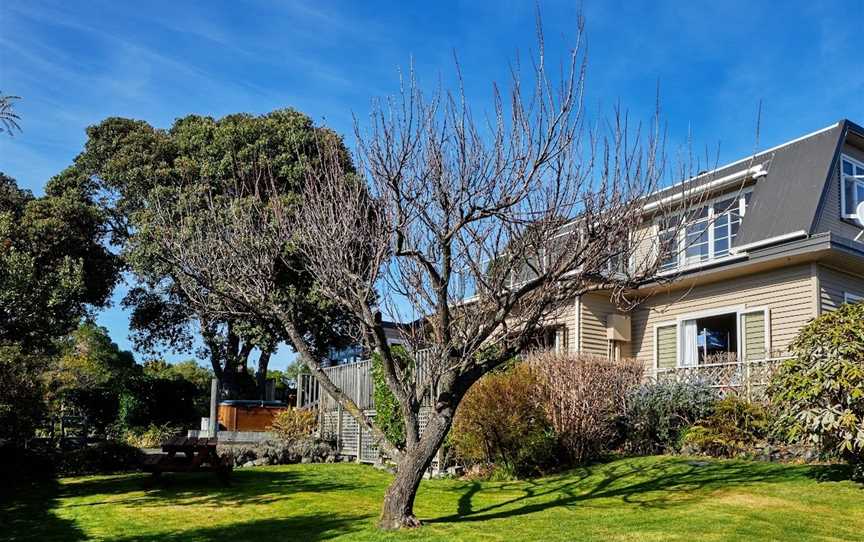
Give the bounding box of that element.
[730,230,808,255]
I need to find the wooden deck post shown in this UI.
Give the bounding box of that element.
[355,373,363,462]
[356,423,363,463]
[208,378,219,437]
[336,404,343,454]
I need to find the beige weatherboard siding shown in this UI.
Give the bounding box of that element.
[818,265,864,312]
[579,293,630,358]
[630,264,816,368]
[815,142,864,240]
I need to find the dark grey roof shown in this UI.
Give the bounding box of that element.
[734,121,847,247]
[645,119,864,249]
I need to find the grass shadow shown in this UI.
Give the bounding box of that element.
[427,457,828,525]
[112,512,368,542]
[1,477,89,541]
[56,467,364,509]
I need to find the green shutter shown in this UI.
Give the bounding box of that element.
[743,311,766,361]
[656,325,677,369]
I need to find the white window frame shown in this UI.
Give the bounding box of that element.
[675,305,744,368]
[844,292,863,304]
[656,188,752,274]
[840,154,864,219]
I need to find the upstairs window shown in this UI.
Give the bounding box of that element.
[657,191,750,271]
[841,155,864,218]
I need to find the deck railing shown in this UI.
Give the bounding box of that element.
[645,356,791,400]
[297,349,436,412]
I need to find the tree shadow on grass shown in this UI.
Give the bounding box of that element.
[112,512,369,542]
[1,477,89,542]
[3,466,371,541]
[427,457,848,525]
[56,467,363,509]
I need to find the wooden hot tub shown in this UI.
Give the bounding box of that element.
[217,400,289,432]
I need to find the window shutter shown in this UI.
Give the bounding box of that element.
[741,310,769,361]
[656,325,677,369]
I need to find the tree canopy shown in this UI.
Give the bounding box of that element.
[74,109,356,397]
[0,171,120,350]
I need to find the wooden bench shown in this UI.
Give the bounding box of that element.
[142,436,232,483]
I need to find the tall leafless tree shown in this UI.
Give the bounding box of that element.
[143,18,740,529]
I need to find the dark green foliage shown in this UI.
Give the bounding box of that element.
[46,323,141,434]
[55,441,144,476]
[0,172,119,350]
[370,347,409,448]
[143,359,213,417]
[769,302,864,479]
[624,379,718,454]
[77,111,356,398]
[681,395,771,458]
[118,376,201,431]
[0,345,49,444]
[451,363,557,478]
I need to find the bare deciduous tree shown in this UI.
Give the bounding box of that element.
[142,19,742,529]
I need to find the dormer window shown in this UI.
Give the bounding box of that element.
[841,154,864,218]
[657,190,751,271]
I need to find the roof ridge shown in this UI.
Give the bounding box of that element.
[659,121,842,194]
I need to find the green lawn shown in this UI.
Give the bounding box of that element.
[2,456,861,541]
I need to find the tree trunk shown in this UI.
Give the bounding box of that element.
[378,409,452,529]
[256,349,272,400]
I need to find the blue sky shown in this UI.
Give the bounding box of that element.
[1,0,862,370]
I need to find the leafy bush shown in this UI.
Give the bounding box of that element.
[768,302,864,479]
[118,375,200,431]
[0,345,48,446]
[451,362,557,478]
[55,441,144,475]
[530,352,643,463]
[124,423,180,448]
[624,379,717,454]
[269,408,317,442]
[370,346,412,448]
[681,395,771,457]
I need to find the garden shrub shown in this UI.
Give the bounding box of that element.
[681,395,770,457]
[55,441,144,476]
[624,379,717,454]
[269,408,317,442]
[451,362,557,478]
[124,423,180,448]
[530,352,643,463]
[370,346,412,448]
[768,302,864,480]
